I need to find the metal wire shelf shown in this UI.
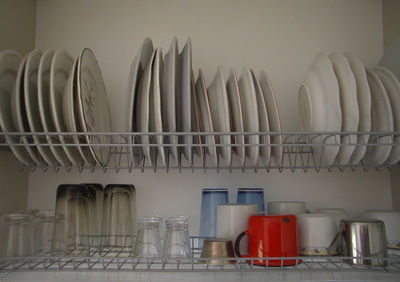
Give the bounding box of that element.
[0,131,399,173]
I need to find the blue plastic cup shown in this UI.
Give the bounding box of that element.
[237,188,265,213]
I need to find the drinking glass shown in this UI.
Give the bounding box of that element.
[162,216,192,259]
[3,213,34,256]
[51,184,90,256]
[34,210,59,255]
[237,188,265,213]
[82,183,103,247]
[133,217,162,258]
[101,184,136,255]
[199,188,228,248]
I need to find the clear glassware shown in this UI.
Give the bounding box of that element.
[3,213,34,257]
[133,217,162,258]
[82,183,103,247]
[162,216,192,259]
[237,188,265,213]
[34,210,58,256]
[51,184,90,256]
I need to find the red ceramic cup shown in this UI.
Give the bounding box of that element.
[235,214,300,266]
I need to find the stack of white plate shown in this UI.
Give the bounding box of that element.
[129,37,283,167]
[299,52,400,166]
[0,49,111,167]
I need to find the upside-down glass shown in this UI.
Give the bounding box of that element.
[51,184,90,256]
[237,188,265,213]
[34,210,59,255]
[199,188,229,248]
[83,183,103,246]
[3,213,34,256]
[162,216,192,259]
[101,184,136,255]
[133,217,162,258]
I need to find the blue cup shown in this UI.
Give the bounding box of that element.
[199,188,229,247]
[237,188,265,213]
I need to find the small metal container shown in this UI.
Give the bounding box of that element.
[341,219,388,266]
[199,238,235,265]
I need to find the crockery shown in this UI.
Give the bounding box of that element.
[191,69,205,165]
[200,238,235,265]
[267,201,307,215]
[315,208,350,228]
[363,210,400,249]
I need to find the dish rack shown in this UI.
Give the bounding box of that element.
[1,131,399,173]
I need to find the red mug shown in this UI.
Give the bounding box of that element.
[235,214,300,266]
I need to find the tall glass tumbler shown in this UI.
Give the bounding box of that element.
[101,184,136,255]
[133,217,162,258]
[3,213,34,256]
[34,210,58,255]
[83,183,103,247]
[237,188,265,213]
[51,184,90,256]
[199,188,229,247]
[163,216,192,259]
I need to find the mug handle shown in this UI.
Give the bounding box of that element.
[235,230,249,257]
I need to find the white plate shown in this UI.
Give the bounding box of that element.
[25,49,59,166]
[238,68,259,166]
[178,38,193,163]
[259,70,283,166]
[374,66,400,164]
[136,50,156,166]
[127,37,154,166]
[345,53,371,164]
[63,58,96,166]
[207,67,231,165]
[195,69,218,166]
[50,49,83,166]
[162,38,178,163]
[76,48,112,166]
[191,69,205,166]
[38,49,72,166]
[0,50,35,166]
[251,69,271,165]
[363,69,393,165]
[329,53,359,165]
[11,52,47,166]
[226,69,245,166]
[150,48,166,166]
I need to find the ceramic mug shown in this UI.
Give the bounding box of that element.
[234,214,299,266]
[316,208,350,228]
[216,204,258,255]
[267,201,307,215]
[297,213,339,256]
[363,210,400,249]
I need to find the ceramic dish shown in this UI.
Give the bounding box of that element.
[374,66,400,164]
[0,50,35,166]
[251,69,271,165]
[238,68,259,166]
[50,49,84,166]
[127,37,154,166]
[195,69,218,166]
[329,53,359,165]
[25,50,59,166]
[207,67,231,166]
[345,53,371,164]
[38,49,72,166]
[226,69,245,166]
[259,70,283,166]
[150,48,166,166]
[363,69,393,165]
[136,50,156,166]
[76,48,112,166]
[178,38,193,163]
[63,58,96,166]
[162,38,178,163]
[11,52,47,166]
[191,69,205,165]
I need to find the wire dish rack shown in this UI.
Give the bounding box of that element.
[0,131,399,172]
[1,237,400,273]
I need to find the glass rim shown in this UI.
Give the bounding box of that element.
[202,188,228,192]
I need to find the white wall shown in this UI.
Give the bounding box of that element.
[30,0,388,235]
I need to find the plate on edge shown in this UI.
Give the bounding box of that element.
[207,67,231,166]
[259,70,283,166]
[226,69,245,167]
[345,53,371,164]
[38,49,72,166]
[195,69,218,166]
[191,69,204,166]
[0,50,35,166]
[363,69,393,165]
[127,37,154,166]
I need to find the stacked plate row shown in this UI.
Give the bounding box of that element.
[0,49,111,167]
[128,37,283,167]
[299,53,400,166]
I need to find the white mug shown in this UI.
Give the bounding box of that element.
[216,204,258,255]
[297,213,338,256]
[267,201,307,215]
[316,208,350,228]
[363,210,400,249]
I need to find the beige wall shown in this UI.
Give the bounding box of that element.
[383,0,400,50]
